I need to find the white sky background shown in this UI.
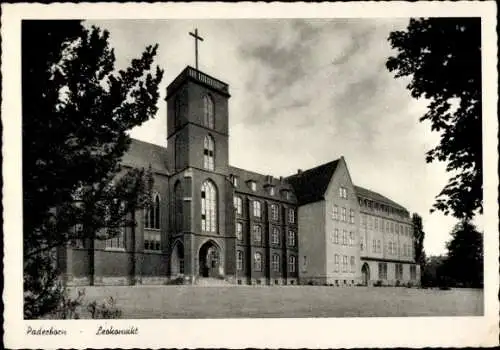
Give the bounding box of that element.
[85,18,475,256]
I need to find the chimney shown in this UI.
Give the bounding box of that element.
[279,176,283,182]
[297,169,303,175]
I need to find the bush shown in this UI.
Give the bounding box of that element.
[165,276,185,285]
[395,280,401,287]
[374,280,382,287]
[87,296,122,319]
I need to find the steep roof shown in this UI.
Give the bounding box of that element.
[121,139,169,175]
[286,159,340,205]
[354,185,407,211]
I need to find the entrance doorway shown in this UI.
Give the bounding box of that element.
[198,241,220,278]
[171,241,184,275]
[361,263,370,286]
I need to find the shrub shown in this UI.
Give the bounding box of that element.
[395,280,401,287]
[87,296,122,319]
[374,280,382,287]
[165,276,184,285]
[51,288,86,319]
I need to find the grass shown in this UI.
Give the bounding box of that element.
[71,285,484,319]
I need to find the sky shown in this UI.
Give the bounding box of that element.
[85,18,474,256]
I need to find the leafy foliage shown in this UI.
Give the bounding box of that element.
[443,220,483,288]
[22,20,163,318]
[411,213,426,271]
[387,18,482,220]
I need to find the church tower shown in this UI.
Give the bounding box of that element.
[166,62,234,283]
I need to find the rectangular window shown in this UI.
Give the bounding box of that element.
[342,255,348,272]
[287,230,296,247]
[272,254,280,272]
[253,201,261,218]
[339,186,347,199]
[272,227,280,244]
[377,240,381,253]
[374,217,378,230]
[395,224,399,234]
[333,205,339,220]
[360,236,364,251]
[253,225,262,243]
[378,262,387,280]
[334,254,340,272]
[341,207,347,222]
[302,256,307,273]
[349,231,354,246]
[288,208,295,223]
[386,221,390,232]
[236,251,243,271]
[350,256,355,272]
[106,228,125,250]
[390,222,394,233]
[144,231,160,251]
[362,214,367,228]
[380,219,384,232]
[349,209,355,224]
[334,229,339,244]
[372,239,376,253]
[236,222,243,241]
[234,196,242,215]
[254,252,262,271]
[288,256,296,273]
[395,263,403,280]
[342,230,348,246]
[410,265,417,280]
[368,216,373,229]
[271,204,279,221]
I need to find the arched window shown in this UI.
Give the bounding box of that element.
[174,181,183,232]
[254,252,262,271]
[203,135,215,170]
[144,193,161,230]
[288,255,296,273]
[201,180,217,232]
[203,95,215,128]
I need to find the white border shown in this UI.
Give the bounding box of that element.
[2,2,498,348]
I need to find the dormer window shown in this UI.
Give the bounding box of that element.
[229,174,239,187]
[248,180,257,192]
[268,186,275,196]
[281,189,291,200]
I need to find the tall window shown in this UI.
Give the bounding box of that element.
[378,262,387,279]
[203,135,215,170]
[334,254,340,272]
[372,239,377,252]
[288,208,295,223]
[288,255,296,273]
[377,240,381,253]
[410,265,417,280]
[334,229,339,244]
[234,196,242,215]
[236,222,243,241]
[201,181,217,232]
[174,181,183,231]
[361,214,366,227]
[360,236,364,251]
[203,95,215,128]
[271,204,279,221]
[236,251,244,271]
[144,194,161,230]
[349,231,354,246]
[374,217,378,230]
[253,225,262,243]
[272,254,280,272]
[333,205,339,220]
[272,227,280,244]
[342,230,348,246]
[395,263,403,280]
[342,255,348,272]
[339,186,347,199]
[287,230,296,247]
[350,209,355,224]
[341,207,347,222]
[253,200,261,218]
[350,256,355,272]
[254,252,262,271]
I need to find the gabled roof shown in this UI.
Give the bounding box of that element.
[354,185,407,211]
[286,159,340,205]
[121,139,169,175]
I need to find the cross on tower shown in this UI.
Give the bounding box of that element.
[189,28,204,71]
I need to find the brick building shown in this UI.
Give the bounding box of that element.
[59,66,420,286]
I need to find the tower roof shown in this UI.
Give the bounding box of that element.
[166,66,230,99]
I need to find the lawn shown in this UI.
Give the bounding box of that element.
[72,285,483,319]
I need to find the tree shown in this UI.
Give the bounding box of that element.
[386,18,482,220]
[22,20,163,318]
[411,213,426,271]
[443,220,483,288]
[421,255,447,288]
